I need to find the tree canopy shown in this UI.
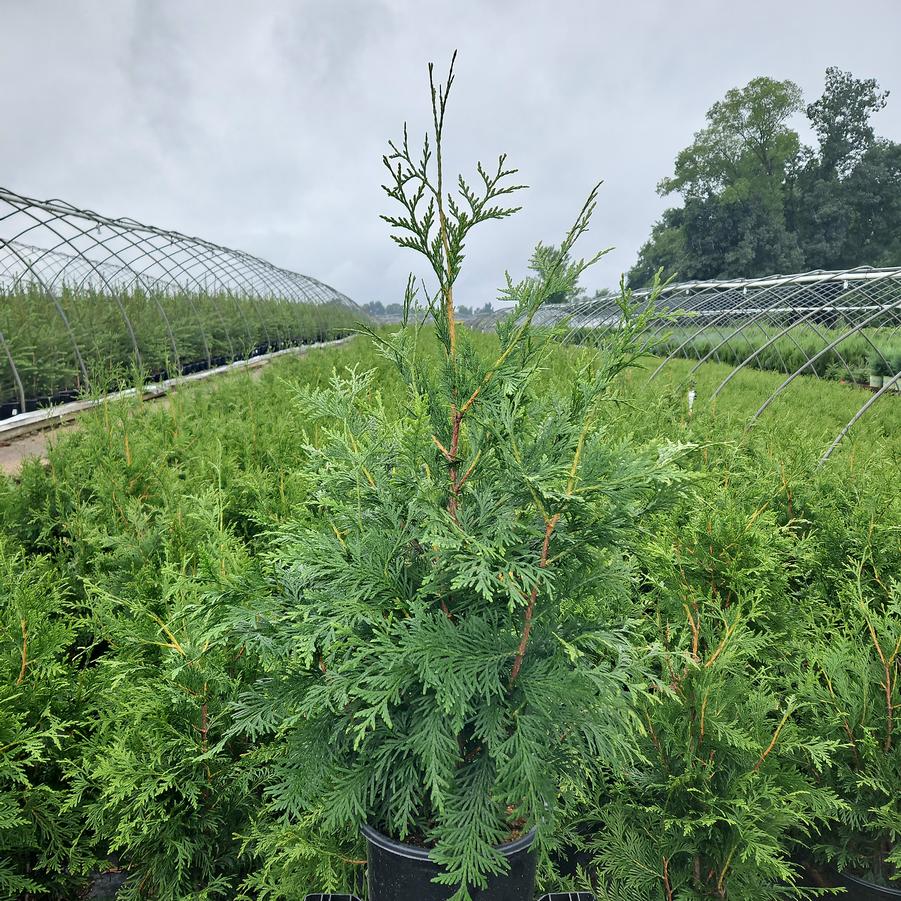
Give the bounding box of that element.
[628,69,901,286]
[657,77,803,200]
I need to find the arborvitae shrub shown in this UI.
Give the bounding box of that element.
[66,496,265,899]
[0,540,94,898]
[798,559,901,888]
[565,482,843,900]
[232,56,693,901]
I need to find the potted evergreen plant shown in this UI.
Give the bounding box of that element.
[237,56,691,901]
[869,353,889,390]
[889,354,901,393]
[800,562,901,898]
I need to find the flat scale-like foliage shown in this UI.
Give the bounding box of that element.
[0,540,93,897]
[797,560,901,889]
[233,56,693,901]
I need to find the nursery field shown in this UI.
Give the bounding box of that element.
[0,286,359,417]
[2,329,900,900]
[649,323,901,385]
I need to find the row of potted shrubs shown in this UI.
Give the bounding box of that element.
[640,327,901,389]
[0,285,359,416]
[3,57,900,901]
[2,385,899,901]
[868,353,901,390]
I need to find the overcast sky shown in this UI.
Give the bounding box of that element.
[3,0,901,308]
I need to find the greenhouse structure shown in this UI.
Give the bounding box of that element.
[0,186,360,419]
[2,183,898,464]
[475,267,901,462]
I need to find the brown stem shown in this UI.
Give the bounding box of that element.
[663,857,674,901]
[16,619,27,685]
[432,435,453,461]
[753,707,792,772]
[865,618,895,752]
[510,514,559,686]
[717,844,736,895]
[447,412,462,523]
[456,450,481,492]
[684,602,700,662]
[842,719,861,766]
[699,689,710,747]
[509,587,537,686]
[704,620,737,669]
[822,665,862,765]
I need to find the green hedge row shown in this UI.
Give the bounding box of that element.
[649,323,901,382]
[0,285,361,411]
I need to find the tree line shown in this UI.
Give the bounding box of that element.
[362,299,494,319]
[628,68,901,287]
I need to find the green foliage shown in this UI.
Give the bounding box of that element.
[647,322,901,384]
[66,512,261,900]
[870,351,892,377]
[574,485,843,900]
[796,560,901,888]
[0,349,373,899]
[658,77,803,201]
[0,540,93,897]
[533,244,594,303]
[630,68,901,285]
[231,57,692,901]
[0,284,358,412]
[806,68,889,179]
[0,253,898,897]
[792,138,901,271]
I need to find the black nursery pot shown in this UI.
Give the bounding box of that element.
[362,824,538,901]
[840,872,901,900]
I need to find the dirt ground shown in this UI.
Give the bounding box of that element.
[0,425,74,476]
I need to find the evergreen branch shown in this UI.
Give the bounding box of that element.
[509,513,560,686]
[704,617,740,669]
[432,434,453,462]
[429,53,458,360]
[148,610,186,656]
[752,704,795,772]
[16,618,28,685]
[856,561,896,751]
[458,184,603,418]
[456,450,482,491]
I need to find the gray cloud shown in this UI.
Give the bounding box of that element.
[3,0,900,306]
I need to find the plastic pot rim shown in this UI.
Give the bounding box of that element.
[841,871,901,897]
[361,823,537,862]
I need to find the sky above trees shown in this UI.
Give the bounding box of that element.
[628,69,901,286]
[2,0,901,306]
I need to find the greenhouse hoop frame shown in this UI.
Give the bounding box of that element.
[473,266,901,463]
[0,186,361,419]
